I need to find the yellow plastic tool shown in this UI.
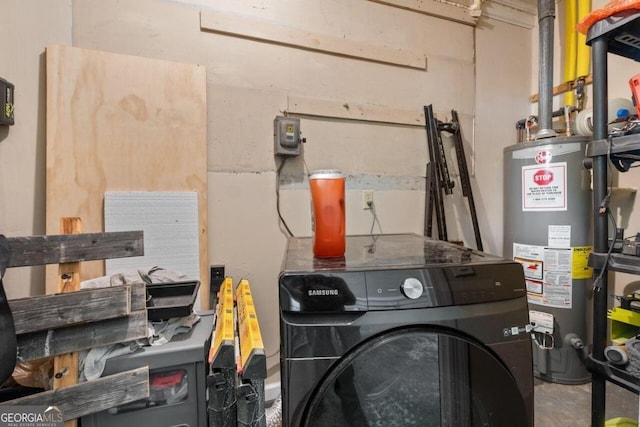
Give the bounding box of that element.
[605,417,638,427]
[235,279,267,379]
[209,277,236,367]
[608,306,640,345]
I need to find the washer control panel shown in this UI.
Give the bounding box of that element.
[363,264,525,310]
[280,263,526,312]
[365,269,436,309]
[401,277,424,299]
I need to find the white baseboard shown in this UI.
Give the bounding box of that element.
[265,381,281,404]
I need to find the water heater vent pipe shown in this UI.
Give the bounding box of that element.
[536,0,558,140]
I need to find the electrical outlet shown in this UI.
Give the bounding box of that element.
[208,265,226,310]
[210,265,225,294]
[362,190,374,210]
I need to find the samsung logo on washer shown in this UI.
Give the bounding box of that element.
[308,289,339,296]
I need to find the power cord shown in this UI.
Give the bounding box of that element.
[302,157,312,180]
[368,200,383,235]
[276,157,294,237]
[593,150,618,292]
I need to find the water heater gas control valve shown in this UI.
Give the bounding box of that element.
[401,277,424,300]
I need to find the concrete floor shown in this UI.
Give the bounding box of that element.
[535,378,639,426]
[266,376,639,426]
[268,367,640,426]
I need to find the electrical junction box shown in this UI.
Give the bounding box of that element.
[0,78,14,126]
[274,116,300,156]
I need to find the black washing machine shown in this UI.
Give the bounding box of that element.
[279,233,533,427]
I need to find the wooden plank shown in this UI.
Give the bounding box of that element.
[57,218,82,292]
[287,95,437,126]
[130,282,147,312]
[368,0,476,26]
[7,231,144,267]
[483,0,536,29]
[45,44,208,309]
[54,217,81,427]
[200,10,426,70]
[9,286,131,334]
[16,310,148,362]
[529,75,593,103]
[0,367,150,421]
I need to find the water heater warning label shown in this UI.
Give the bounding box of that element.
[522,162,567,211]
[572,246,593,279]
[514,242,572,309]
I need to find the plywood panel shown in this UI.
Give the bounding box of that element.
[46,45,208,308]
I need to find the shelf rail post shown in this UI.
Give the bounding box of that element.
[591,33,609,427]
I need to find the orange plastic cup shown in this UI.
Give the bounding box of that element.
[310,170,345,258]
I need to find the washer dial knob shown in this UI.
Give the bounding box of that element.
[401,277,423,299]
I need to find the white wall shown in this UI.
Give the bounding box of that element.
[1,0,534,376]
[0,1,72,298]
[476,16,533,254]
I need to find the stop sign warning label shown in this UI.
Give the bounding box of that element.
[522,162,567,211]
[533,169,554,186]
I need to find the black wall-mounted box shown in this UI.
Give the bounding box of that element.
[0,78,14,126]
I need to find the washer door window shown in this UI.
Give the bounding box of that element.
[301,327,528,427]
